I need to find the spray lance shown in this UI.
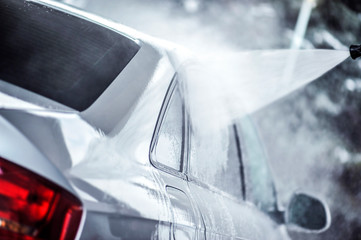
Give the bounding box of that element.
[350,44,361,59]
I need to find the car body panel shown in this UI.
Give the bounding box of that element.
[0,111,74,194]
[0,1,292,239]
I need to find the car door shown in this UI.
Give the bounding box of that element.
[150,79,206,240]
[186,121,283,240]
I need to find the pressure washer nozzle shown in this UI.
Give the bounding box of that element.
[350,44,361,60]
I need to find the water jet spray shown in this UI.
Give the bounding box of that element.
[350,44,361,59]
[182,49,349,133]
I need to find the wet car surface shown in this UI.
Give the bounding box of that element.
[0,0,331,239]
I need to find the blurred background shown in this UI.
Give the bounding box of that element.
[59,0,361,239]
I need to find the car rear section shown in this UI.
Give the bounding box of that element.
[0,0,178,239]
[0,71,174,239]
[0,110,84,239]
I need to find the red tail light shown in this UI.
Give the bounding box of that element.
[0,157,82,240]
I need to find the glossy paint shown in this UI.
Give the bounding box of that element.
[0,1,291,239]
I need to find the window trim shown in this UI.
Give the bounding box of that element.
[233,124,246,201]
[149,75,187,179]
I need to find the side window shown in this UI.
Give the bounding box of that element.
[238,117,277,212]
[154,85,184,172]
[189,125,243,199]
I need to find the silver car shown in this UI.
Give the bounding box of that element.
[0,0,330,239]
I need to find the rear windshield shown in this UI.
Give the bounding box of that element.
[0,1,140,111]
